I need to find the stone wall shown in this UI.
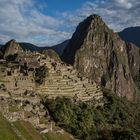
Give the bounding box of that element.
[0,90,50,131]
[0,60,36,94]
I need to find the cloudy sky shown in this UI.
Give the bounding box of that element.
[0,0,140,46]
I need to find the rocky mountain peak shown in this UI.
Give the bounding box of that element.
[61,14,111,64]
[62,15,138,100]
[4,39,19,49]
[1,39,23,58]
[80,14,104,26]
[81,14,103,26]
[8,39,16,43]
[86,14,104,26]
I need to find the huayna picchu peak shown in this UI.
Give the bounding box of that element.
[62,15,140,101]
[61,14,107,65]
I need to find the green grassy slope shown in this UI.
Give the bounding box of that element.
[0,113,20,140]
[14,121,45,140]
[44,131,73,140]
[0,113,74,140]
[0,114,45,140]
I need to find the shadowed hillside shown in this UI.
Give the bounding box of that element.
[119,26,140,47]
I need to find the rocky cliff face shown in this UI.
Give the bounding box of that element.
[126,43,140,90]
[126,43,140,76]
[62,15,138,100]
[0,39,23,58]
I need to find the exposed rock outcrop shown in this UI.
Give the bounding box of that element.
[126,43,140,77]
[62,15,138,100]
[0,39,23,59]
[126,43,140,90]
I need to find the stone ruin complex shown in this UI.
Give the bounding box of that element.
[0,40,103,134]
[0,49,103,102]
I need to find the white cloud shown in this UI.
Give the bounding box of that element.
[60,0,140,32]
[0,0,140,46]
[116,0,132,8]
[0,0,70,46]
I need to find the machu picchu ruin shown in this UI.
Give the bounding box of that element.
[0,39,103,138]
[0,39,103,103]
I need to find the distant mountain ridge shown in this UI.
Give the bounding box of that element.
[0,40,69,56]
[19,42,42,52]
[51,40,69,56]
[119,26,140,47]
[20,40,69,55]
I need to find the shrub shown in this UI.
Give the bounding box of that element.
[44,89,140,140]
[34,66,48,85]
